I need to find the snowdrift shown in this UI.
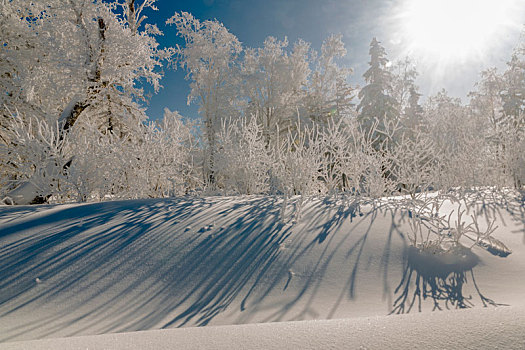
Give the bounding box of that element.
[0,193,524,348]
[3,307,525,350]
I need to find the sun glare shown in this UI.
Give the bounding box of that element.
[397,0,521,64]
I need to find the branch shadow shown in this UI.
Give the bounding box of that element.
[390,244,505,315]
[1,196,369,341]
[0,191,517,342]
[456,188,525,245]
[0,195,379,342]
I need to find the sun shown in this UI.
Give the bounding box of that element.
[395,0,522,64]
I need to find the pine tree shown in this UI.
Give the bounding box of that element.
[357,38,398,149]
[403,86,424,132]
[501,48,525,130]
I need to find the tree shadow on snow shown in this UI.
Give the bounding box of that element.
[0,195,370,341]
[0,192,517,342]
[456,188,525,245]
[390,244,505,314]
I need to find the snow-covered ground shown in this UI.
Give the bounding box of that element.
[1,193,524,349]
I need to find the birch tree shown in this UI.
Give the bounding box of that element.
[242,37,310,148]
[307,34,354,125]
[167,11,242,185]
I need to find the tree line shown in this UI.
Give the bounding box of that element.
[1,2,524,204]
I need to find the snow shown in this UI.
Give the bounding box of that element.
[0,193,524,349]
[2,181,39,205]
[2,307,525,350]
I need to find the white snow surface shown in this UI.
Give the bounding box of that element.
[1,194,524,349]
[3,181,40,205]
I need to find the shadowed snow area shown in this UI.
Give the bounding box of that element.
[0,194,524,348]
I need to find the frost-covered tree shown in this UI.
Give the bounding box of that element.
[0,0,170,203]
[241,37,310,149]
[389,57,425,138]
[468,68,507,180]
[469,41,525,188]
[306,34,354,125]
[469,68,505,130]
[167,12,242,185]
[357,38,398,149]
[501,47,525,129]
[0,0,167,135]
[424,90,499,189]
[391,57,418,117]
[500,41,525,188]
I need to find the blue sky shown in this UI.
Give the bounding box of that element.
[143,0,525,121]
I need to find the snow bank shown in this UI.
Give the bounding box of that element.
[0,194,524,347]
[2,306,525,349]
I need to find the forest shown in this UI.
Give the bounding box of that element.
[1,1,524,205]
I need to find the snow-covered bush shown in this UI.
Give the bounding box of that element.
[390,190,511,259]
[1,108,195,203]
[424,92,498,190]
[316,117,373,195]
[212,114,420,198]
[125,109,197,198]
[64,123,127,201]
[316,118,356,193]
[214,116,272,195]
[276,124,325,196]
[389,128,439,197]
[0,114,68,203]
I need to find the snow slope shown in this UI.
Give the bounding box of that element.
[0,193,524,348]
[3,307,525,350]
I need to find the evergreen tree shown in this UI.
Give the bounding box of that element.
[357,38,398,149]
[403,86,424,132]
[501,47,525,130]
